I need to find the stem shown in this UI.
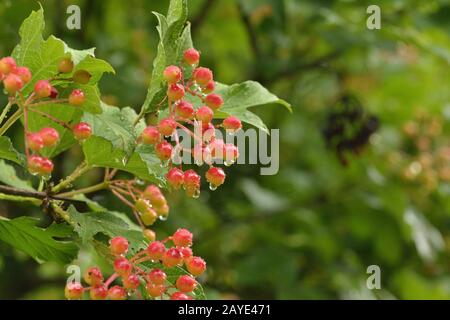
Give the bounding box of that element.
[57,181,109,198]
[29,108,72,130]
[0,192,42,206]
[0,109,23,136]
[0,101,13,125]
[28,98,69,108]
[133,108,146,126]
[51,204,72,223]
[23,107,30,158]
[104,273,119,287]
[52,161,91,193]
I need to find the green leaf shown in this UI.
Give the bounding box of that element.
[0,216,78,264]
[0,160,33,190]
[82,136,166,184]
[81,102,139,156]
[0,137,25,165]
[73,55,115,85]
[68,207,147,253]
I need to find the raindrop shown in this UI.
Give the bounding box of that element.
[209,183,217,191]
[192,189,201,199]
[136,179,145,186]
[159,215,168,221]
[224,159,235,167]
[121,157,128,166]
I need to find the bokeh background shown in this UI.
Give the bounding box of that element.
[1,0,450,299]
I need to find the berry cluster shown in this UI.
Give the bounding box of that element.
[65,229,206,300]
[140,48,242,197]
[0,56,92,177]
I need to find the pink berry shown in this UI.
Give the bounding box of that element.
[141,126,160,145]
[186,256,206,276]
[27,133,44,151]
[34,80,52,98]
[27,155,43,175]
[14,66,32,84]
[73,122,92,140]
[110,236,129,256]
[155,141,173,161]
[39,158,54,175]
[184,170,201,189]
[206,167,226,187]
[90,285,108,300]
[209,139,225,159]
[196,106,214,124]
[147,241,166,261]
[3,73,23,95]
[176,101,195,120]
[69,89,85,106]
[49,86,58,99]
[171,292,192,300]
[223,116,242,131]
[158,118,177,136]
[58,58,74,74]
[39,127,59,147]
[123,274,140,290]
[65,282,84,300]
[184,48,200,65]
[172,228,193,247]
[176,275,197,293]
[224,143,239,163]
[193,144,212,165]
[162,247,183,268]
[193,67,213,86]
[163,65,182,84]
[166,168,184,190]
[113,257,133,277]
[180,247,193,261]
[0,57,17,74]
[167,83,185,101]
[108,286,126,300]
[202,80,215,94]
[143,185,165,205]
[205,93,224,110]
[148,269,167,285]
[84,267,103,286]
[146,283,166,298]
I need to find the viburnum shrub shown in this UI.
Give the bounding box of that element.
[0,0,289,301]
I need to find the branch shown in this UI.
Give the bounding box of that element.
[52,161,91,193]
[0,185,84,203]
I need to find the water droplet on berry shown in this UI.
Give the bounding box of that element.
[192,189,201,199]
[158,215,168,221]
[121,157,127,165]
[224,160,235,167]
[136,179,145,186]
[209,183,217,191]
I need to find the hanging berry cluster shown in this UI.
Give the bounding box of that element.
[0,56,92,177]
[139,48,242,198]
[65,229,206,300]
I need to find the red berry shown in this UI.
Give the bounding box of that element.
[176,101,195,120]
[193,144,212,165]
[65,282,84,300]
[205,93,224,110]
[108,285,126,300]
[148,268,167,285]
[162,247,183,268]
[193,67,213,86]
[73,122,92,140]
[90,285,108,300]
[27,133,44,151]
[202,80,215,94]
[123,274,140,290]
[155,141,173,161]
[180,247,193,261]
[166,168,184,190]
[196,106,214,124]
[158,118,177,136]
[209,139,225,159]
[206,167,226,187]
[84,267,104,285]
[171,292,192,300]
[163,65,182,84]
[58,58,74,74]
[172,228,193,247]
[27,155,43,175]
[143,229,156,242]
[39,158,54,175]
[224,143,239,163]
[34,80,52,98]
[223,116,242,131]
[186,256,206,276]
[167,83,185,101]
[146,283,166,298]
[113,257,133,277]
[147,241,166,260]
[176,275,197,293]
[3,73,23,95]
[14,66,32,84]
[143,185,166,206]
[184,48,200,65]
[69,89,85,106]
[49,86,58,99]
[39,127,59,147]
[110,236,129,256]
[0,57,16,74]
[141,126,160,145]
[184,170,201,189]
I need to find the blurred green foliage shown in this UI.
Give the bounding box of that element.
[1,0,450,299]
